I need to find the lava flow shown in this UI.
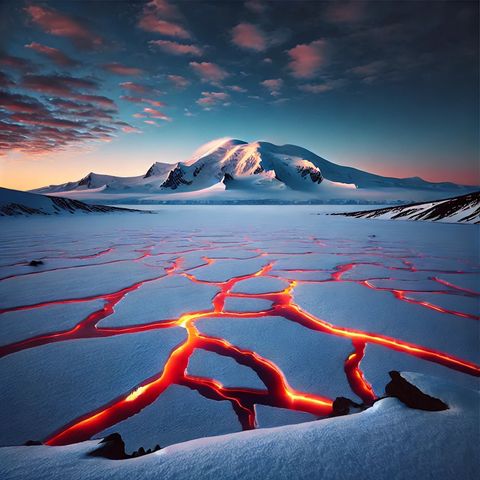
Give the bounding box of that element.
[0,234,478,448]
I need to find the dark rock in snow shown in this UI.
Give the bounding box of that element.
[88,433,128,460]
[24,440,42,446]
[330,397,363,417]
[28,260,44,266]
[385,371,449,411]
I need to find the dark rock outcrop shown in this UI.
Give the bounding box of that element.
[385,371,449,411]
[88,433,162,460]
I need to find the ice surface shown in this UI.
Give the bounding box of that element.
[0,205,478,473]
[196,316,359,401]
[293,282,479,363]
[0,328,185,445]
[0,300,105,345]
[98,385,241,452]
[98,275,218,327]
[187,349,265,389]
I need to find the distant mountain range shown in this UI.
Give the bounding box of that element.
[333,191,480,224]
[31,139,478,204]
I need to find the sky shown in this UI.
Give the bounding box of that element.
[0,0,478,190]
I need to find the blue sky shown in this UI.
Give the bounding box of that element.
[0,0,478,189]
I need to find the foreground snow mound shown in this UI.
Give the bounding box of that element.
[333,191,480,224]
[0,373,477,480]
[0,187,141,216]
[30,139,478,203]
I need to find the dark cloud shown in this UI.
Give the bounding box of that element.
[25,5,103,49]
[0,52,35,72]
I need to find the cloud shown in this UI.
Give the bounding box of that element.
[0,88,125,156]
[196,91,230,109]
[227,85,247,93]
[120,96,165,107]
[25,42,78,67]
[22,74,98,96]
[325,1,366,24]
[0,71,15,88]
[143,107,172,121]
[74,94,116,109]
[287,40,327,78]
[119,82,158,94]
[102,63,144,76]
[25,5,102,49]
[0,52,34,72]
[138,0,190,38]
[232,23,267,51]
[245,0,267,14]
[149,40,203,56]
[190,62,229,84]
[21,74,117,109]
[115,121,142,133]
[299,83,333,94]
[0,91,46,114]
[261,78,283,96]
[167,74,190,88]
[350,61,387,84]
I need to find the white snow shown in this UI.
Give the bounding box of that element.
[0,206,478,479]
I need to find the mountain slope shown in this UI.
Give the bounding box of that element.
[0,188,142,216]
[30,139,478,203]
[333,191,480,224]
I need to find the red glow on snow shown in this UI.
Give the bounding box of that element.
[0,238,478,447]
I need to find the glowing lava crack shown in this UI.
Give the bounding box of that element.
[0,235,478,447]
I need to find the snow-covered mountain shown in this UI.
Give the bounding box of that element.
[31,139,478,204]
[0,187,142,216]
[333,191,480,224]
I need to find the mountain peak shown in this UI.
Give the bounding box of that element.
[144,162,177,178]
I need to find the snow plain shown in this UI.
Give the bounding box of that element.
[0,205,478,479]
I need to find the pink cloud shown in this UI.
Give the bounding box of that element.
[74,94,116,109]
[149,40,202,56]
[167,74,190,89]
[121,96,165,107]
[196,91,230,109]
[231,23,267,51]
[102,63,143,76]
[143,107,172,121]
[146,0,180,18]
[0,53,34,71]
[119,82,157,94]
[138,0,190,38]
[25,5,102,48]
[144,120,158,125]
[190,62,229,83]
[227,85,247,93]
[287,40,327,78]
[25,42,77,67]
[261,78,283,96]
[121,125,142,134]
